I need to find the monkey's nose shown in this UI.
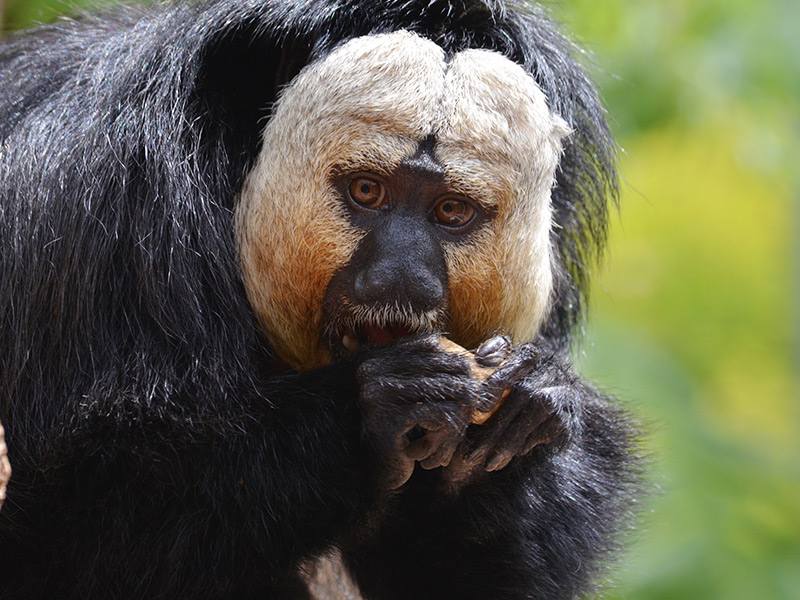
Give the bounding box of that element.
[353,263,444,310]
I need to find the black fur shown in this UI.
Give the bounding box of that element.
[0,1,638,599]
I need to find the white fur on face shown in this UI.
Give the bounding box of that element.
[236,31,570,369]
[435,49,571,347]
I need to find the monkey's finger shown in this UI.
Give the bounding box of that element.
[418,430,461,469]
[361,373,479,408]
[358,339,474,380]
[385,455,416,490]
[484,409,551,471]
[463,390,535,466]
[484,451,513,472]
[483,344,543,396]
[405,432,437,460]
[472,387,511,420]
[521,414,566,454]
[405,417,462,464]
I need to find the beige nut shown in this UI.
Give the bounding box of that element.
[0,421,10,509]
[438,338,511,425]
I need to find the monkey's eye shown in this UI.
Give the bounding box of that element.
[348,177,387,210]
[433,197,475,228]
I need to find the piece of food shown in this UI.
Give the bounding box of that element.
[438,337,512,424]
[0,422,10,509]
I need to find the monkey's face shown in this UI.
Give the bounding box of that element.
[236,31,569,370]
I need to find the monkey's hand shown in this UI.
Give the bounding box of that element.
[444,343,576,485]
[356,336,482,490]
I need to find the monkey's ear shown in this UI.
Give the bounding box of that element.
[190,25,313,187]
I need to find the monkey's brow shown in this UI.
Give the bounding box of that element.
[443,173,505,209]
[330,154,406,177]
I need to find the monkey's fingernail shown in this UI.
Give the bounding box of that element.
[485,453,508,471]
[342,333,361,354]
[475,335,511,367]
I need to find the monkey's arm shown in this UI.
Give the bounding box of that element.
[344,345,640,600]
[3,336,495,599]
[0,360,381,597]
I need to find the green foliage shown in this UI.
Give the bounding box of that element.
[554,1,800,598]
[578,125,800,599]
[554,0,800,142]
[2,0,798,598]
[3,0,101,31]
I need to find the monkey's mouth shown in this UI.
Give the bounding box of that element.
[340,322,416,354]
[327,305,445,355]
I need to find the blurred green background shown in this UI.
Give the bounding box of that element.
[2,0,799,598]
[556,1,800,598]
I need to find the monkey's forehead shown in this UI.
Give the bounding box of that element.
[264,31,570,203]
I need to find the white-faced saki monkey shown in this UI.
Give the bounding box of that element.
[0,0,642,598]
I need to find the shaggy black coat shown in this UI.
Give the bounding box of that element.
[0,1,639,598]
